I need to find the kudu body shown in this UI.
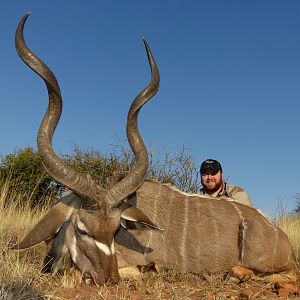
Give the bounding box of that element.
[14,14,293,285]
[117,181,292,274]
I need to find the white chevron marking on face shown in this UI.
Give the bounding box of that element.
[95,241,112,255]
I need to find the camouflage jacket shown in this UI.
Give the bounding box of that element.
[199,182,253,207]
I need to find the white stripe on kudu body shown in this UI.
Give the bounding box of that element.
[231,202,247,264]
[180,196,188,269]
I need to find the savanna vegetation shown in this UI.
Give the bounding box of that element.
[0,146,201,209]
[0,147,299,299]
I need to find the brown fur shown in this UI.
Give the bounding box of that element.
[116,180,293,274]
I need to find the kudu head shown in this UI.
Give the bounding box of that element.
[12,13,160,285]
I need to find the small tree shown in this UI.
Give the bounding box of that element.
[61,145,129,189]
[147,146,201,193]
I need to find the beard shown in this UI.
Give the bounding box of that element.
[202,178,223,195]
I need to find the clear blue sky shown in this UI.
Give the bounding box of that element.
[1,1,300,216]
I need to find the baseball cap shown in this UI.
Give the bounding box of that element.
[200,159,222,174]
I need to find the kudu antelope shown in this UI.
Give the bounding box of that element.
[14,13,293,285]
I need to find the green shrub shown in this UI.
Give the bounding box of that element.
[0,147,56,208]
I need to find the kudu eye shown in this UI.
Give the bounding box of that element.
[76,221,89,236]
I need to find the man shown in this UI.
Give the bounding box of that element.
[199,159,253,207]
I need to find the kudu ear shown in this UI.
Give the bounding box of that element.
[12,194,80,250]
[121,206,163,231]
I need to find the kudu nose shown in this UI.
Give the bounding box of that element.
[83,272,93,285]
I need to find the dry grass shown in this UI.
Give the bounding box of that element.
[277,213,300,267]
[0,177,300,299]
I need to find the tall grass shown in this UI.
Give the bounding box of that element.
[277,213,300,267]
[0,176,54,299]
